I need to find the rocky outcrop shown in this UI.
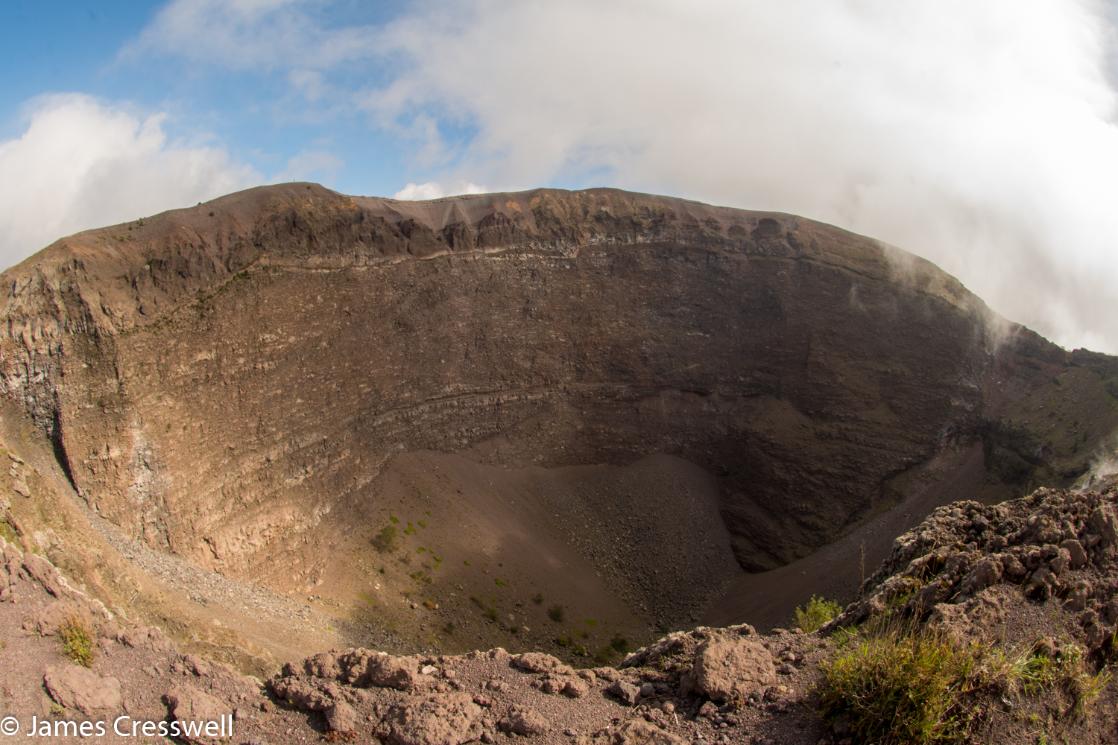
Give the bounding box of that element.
[837,484,1118,652]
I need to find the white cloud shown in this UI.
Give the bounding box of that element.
[123,0,381,71]
[276,149,344,183]
[365,0,1118,353]
[393,180,486,200]
[0,94,258,269]
[122,1,1118,353]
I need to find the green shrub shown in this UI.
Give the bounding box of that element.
[371,524,399,553]
[819,630,1111,743]
[793,595,843,632]
[819,632,984,745]
[59,616,95,668]
[547,605,565,623]
[1000,640,1109,714]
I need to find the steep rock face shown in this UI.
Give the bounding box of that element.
[1,184,1114,584]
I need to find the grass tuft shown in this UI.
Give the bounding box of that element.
[59,616,95,668]
[820,631,987,745]
[820,628,1112,744]
[793,595,843,632]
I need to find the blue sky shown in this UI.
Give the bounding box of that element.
[0,1,418,194]
[2,1,1118,354]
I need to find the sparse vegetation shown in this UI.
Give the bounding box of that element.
[593,646,616,665]
[793,595,843,632]
[819,631,988,744]
[820,629,1112,744]
[531,592,544,605]
[547,604,565,623]
[0,517,17,544]
[371,524,399,553]
[59,616,95,668]
[470,595,499,624]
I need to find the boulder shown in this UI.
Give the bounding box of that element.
[611,719,686,745]
[360,653,428,691]
[43,665,122,715]
[379,693,483,745]
[498,705,550,736]
[606,680,641,706]
[511,652,573,675]
[689,635,775,704]
[325,701,360,734]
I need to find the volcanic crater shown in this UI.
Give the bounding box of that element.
[2,184,1116,668]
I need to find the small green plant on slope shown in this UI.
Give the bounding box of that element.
[793,595,843,632]
[59,616,95,668]
[820,630,1111,745]
[371,524,399,553]
[0,517,17,544]
[547,605,565,623]
[820,631,987,745]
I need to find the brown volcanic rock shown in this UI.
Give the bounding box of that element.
[1,183,1116,653]
[688,633,776,704]
[379,693,485,745]
[43,664,123,715]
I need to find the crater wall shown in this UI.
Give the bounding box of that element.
[2,184,1114,588]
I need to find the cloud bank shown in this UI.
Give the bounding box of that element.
[0,95,258,269]
[366,0,1118,353]
[20,0,1118,354]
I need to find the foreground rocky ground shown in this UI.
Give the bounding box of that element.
[3,482,1118,744]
